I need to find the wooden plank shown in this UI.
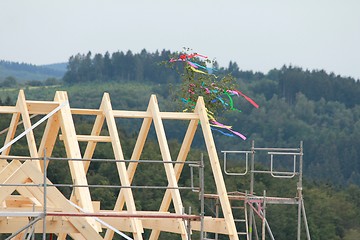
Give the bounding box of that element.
[195,96,238,240]
[70,108,103,115]
[101,93,144,240]
[83,100,106,172]
[38,114,60,171]
[105,217,229,235]
[0,218,78,233]
[103,218,182,234]
[4,195,37,208]
[160,112,199,120]
[191,217,229,234]
[0,112,21,169]
[0,160,22,184]
[0,106,17,113]
[26,101,59,114]
[112,110,151,118]
[149,95,188,240]
[17,90,41,170]
[112,110,199,120]
[54,91,99,232]
[62,135,112,142]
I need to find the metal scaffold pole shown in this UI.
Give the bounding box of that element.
[43,150,47,240]
[249,140,255,240]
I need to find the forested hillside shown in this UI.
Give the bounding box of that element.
[1,49,360,239]
[58,49,360,186]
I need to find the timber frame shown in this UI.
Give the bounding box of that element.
[0,90,239,240]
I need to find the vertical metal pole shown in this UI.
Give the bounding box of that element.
[187,207,192,240]
[200,153,205,240]
[215,198,219,240]
[297,198,302,240]
[252,211,259,240]
[262,190,266,240]
[297,141,303,240]
[301,201,311,240]
[250,141,255,195]
[43,150,47,240]
[32,204,36,240]
[249,140,255,240]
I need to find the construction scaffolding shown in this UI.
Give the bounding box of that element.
[0,154,206,240]
[0,90,311,239]
[211,141,312,240]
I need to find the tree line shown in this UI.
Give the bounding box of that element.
[63,49,360,108]
[63,49,181,84]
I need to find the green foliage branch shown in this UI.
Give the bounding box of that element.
[165,49,239,117]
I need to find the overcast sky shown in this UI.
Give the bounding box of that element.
[1,0,359,79]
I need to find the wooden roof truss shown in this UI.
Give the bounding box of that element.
[0,90,239,240]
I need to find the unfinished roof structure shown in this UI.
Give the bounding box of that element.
[0,90,311,240]
[0,90,241,240]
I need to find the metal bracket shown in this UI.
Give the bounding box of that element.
[222,151,251,176]
[268,152,301,178]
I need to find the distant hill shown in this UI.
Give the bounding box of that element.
[0,60,67,82]
[41,62,67,72]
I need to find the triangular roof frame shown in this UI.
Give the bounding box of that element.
[0,90,239,240]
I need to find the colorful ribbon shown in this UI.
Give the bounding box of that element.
[169,52,259,139]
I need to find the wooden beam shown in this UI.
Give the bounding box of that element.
[4,195,38,208]
[160,112,199,120]
[38,114,60,171]
[195,96,238,240]
[0,111,21,170]
[54,91,99,232]
[112,110,199,120]
[149,94,188,240]
[0,218,78,233]
[112,110,151,118]
[17,90,41,170]
[101,93,144,240]
[0,106,17,114]
[103,218,183,234]
[0,160,22,184]
[61,135,112,142]
[26,101,59,114]
[70,108,103,115]
[191,217,229,234]
[83,100,106,172]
